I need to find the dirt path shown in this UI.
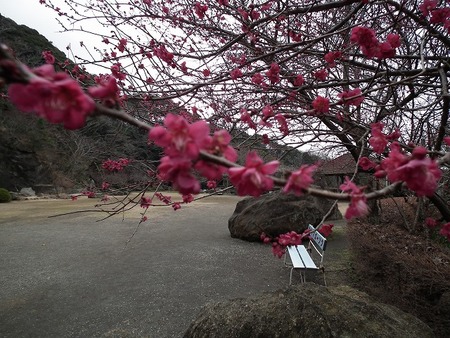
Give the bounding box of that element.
[0,196,351,338]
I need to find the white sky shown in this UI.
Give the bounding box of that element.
[1,0,96,65]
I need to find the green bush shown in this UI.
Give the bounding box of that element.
[0,188,12,203]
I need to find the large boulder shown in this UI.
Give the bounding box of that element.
[228,192,342,241]
[184,283,433,338]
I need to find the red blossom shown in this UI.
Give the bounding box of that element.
[350,26,400,59]
[110,63,126,80]
[392,146,441,196]
[102,158,130,171]
[340,177,369,219]
[149,113,210,160]
[338,88,364,106]
[180,61,188,74]
[358,157,376,170]
[194,129,238,180]
[425,217,438,229]
[101,182,110,190]
[324,51,342,67]
[42,50,55,64]
[444,136,450,146]
[240,110,257,129]
[278,231,302,246]
[430,7,450,24]
[319,224,334,237]
[387,34,401,48]
[283,164,317,196]
[293,74,305,86]
[369,122,388,154]
[377,144,442,196]
[262,104,274,119]
[350,26,380,58]
[313,69,328,81]
[419,0,438,16]
[153,45,175,66]
[155,192,172,204]
[88,75,120,107]
[288,30,302,42]
[182,194,194,203]
[312,96,330,114]
[386,129,401,141]
[172,202,182,211]
[141,196,152,209]
[194,2,208,19]
[266,62,280,84]
[440,222,450,240]
[117,38,127,52]
[237,8,249,20]
[8,65,95,130]
[158,156,201,194]
[275,114,289,136]
[230,68,243,80]
[228,152,279,197]
[251,73,264,85]
[207,180,217,189]
[271,242,285,258]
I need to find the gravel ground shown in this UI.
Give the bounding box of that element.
[0,195,350,338]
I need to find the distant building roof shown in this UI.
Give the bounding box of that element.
[319,153,357,175]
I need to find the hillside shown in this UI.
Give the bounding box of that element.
[0,15,160,193]
[0,14,320,194]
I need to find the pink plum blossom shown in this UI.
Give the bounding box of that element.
[283,164,317,196]
[8,65,95,130]
[228,152,279,196]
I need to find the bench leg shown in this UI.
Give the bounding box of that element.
[290,268,307,285]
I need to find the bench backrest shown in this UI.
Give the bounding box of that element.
[308,224,327,251]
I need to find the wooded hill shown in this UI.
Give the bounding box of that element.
[0,14,319,194]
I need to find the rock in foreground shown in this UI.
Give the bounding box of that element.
[184,283,433,338]
[228,192,342,241]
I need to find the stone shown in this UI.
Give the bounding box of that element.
[19,187,36,196]
[228,191,342,241]
[184,283,433,338]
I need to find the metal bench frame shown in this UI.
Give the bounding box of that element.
[284,224,327,286]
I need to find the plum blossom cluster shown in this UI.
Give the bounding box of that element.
[261,231,303,258]
[261,224,334,258]
[350,26,401,59]
[338,88,364,106]
[88,75,121,107]
[369,122,400,154]
[102,158,130,172]
[375,144,442,197]
[425,218,450,241]
[283,164,317,196]
[149,113,237,195]
[8,65,95,129]
[340,177,369,220]
[420,1,450,32]
[228,152,279,197]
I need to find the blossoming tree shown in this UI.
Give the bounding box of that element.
[0,0,449,251]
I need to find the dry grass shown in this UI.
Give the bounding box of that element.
[348,198,450,337]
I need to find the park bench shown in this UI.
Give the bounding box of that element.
[284,224,327,286]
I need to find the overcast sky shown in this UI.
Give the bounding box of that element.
[1,1,78,52]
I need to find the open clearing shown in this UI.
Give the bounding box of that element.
[0,195,350,338]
